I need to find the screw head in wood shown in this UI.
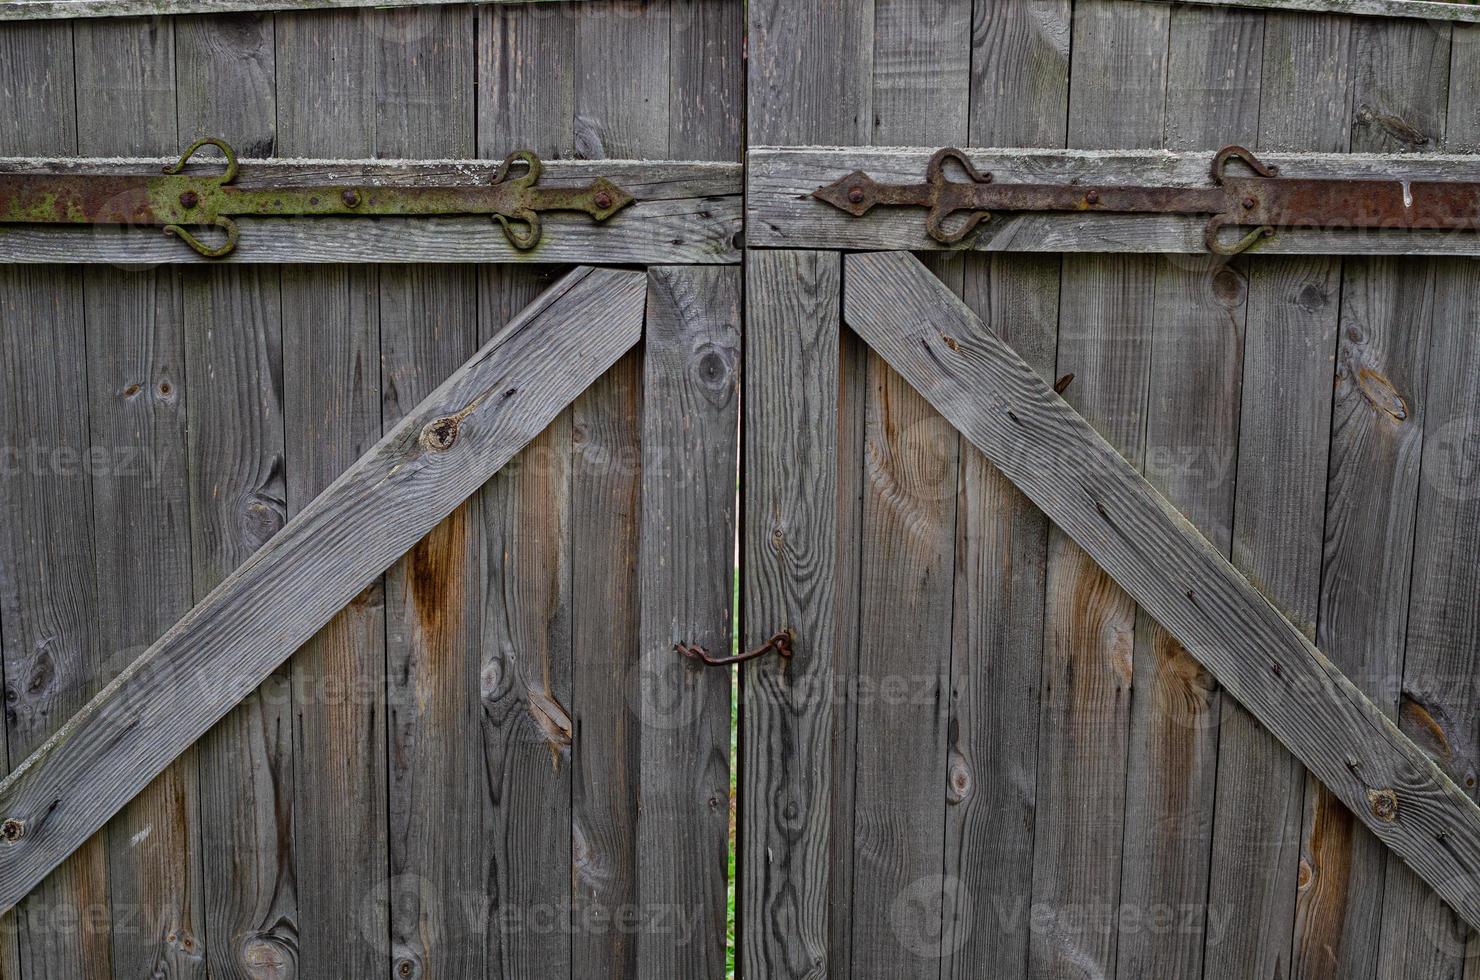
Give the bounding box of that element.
[848,186,866,205]
[1085,190,1100,205]
[179,191,199,209]
[342,189,362,208]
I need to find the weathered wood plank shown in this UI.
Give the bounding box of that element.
[172,15,294,979]
[1115,9,1261,977]
[843,249,1480,936]
[0,266,645,915]
[0,158,742,264]
[182,265,298,980]
[1031,8,1169,973]
[0,0,593,21]
[0,19,107,980]
[1204,14,1351,979]
[71,13,208,980]
[1292,18,1452,975]
[1376,258,1480,977]
[1133,0,1480,23]
[669,0,743,161]
[746,145,1480,255]
[740,250,840,980]
[942,8,1071,974]
[635,265,739,977]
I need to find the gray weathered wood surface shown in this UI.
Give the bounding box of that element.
[0,0,588,20]
[748,145,1480,255]
[636,265,740,977]
[0,157,741,264]
[843,249,1480,937]
[1135,0,1480,23]
[0,266,645,914]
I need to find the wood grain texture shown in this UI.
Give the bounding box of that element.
[0,157,742,265]
[0,20,108,980]
[1292,16,1452,976]
[635,266,739,977]
[1115,8,1260,976]
[0,266,645,915]
[843,249,1480,936]
[1376,258,1480,978]
[740,251,840,980]
[1133,0,1480,23]
[71,13,209,980]
[746,145,1480,255]
[172,15,294,979]
[942,11,1072,974]
[1204,13,1351,978]
[0,0,591,20]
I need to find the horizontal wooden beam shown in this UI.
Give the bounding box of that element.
[750,146,1480,255]
[0,157,741,264]
[1134,0,1480,23]
[843,250,1480,934]
[0,0,587,21]
[0,266,646,913]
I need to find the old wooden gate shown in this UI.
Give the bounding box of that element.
[1,0,1479,979]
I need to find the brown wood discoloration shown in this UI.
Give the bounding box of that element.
[845,249,1480,941]
[0,266,646,918]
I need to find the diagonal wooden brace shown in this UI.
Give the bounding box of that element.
[0,265,646,912]
[842,250,1480,932]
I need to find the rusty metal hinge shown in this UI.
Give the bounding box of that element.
[0,136,635,258]
[675,630,793,667]
[813,145,1480,255]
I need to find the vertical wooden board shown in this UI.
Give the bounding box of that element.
[170,16,292,980]
[1376,258,1480,979]
[476,11,583,979]
[968,0,1071,147]
[746,0,874,146]
[1297,256,1435,980]
[1446,24,1480,152]
[254,10,376,980]
[948,9,1070,974]
[575,0,670,159]
[1115,8,1260,977]
[1293,19,1449,979]
[181,264,296,980]
[1028,255,1156,979]
[1203,15,1350,980]
[1065,0,1169,150]
[1027,5,1167,977]
[635,266,740,977]
[669,0,743,160]
[943,253,1059,980]
[71,18,208,979]
[741,251,839,980]
[842,9,970,974]
[279,263,387,979]
[381,266,484,980]
[0,21,103,980]
[567,342,642,979]
[0,265,112,980]
[745,3,872,975]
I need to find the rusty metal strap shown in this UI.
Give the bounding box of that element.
[0,136,634,258]
[814,145,1480,256]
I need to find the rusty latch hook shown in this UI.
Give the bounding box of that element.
[675,630,794,667]
[161,136,242,258]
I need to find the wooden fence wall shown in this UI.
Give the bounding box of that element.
[742,2,1480,979]
[0,2,740,978]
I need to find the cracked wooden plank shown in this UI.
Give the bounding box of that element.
[842,249,1480,937]
[0,265,645,915]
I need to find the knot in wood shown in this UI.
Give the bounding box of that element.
[1,818,24,843]
[419,415,461,452]
[1368,787,1399,823]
